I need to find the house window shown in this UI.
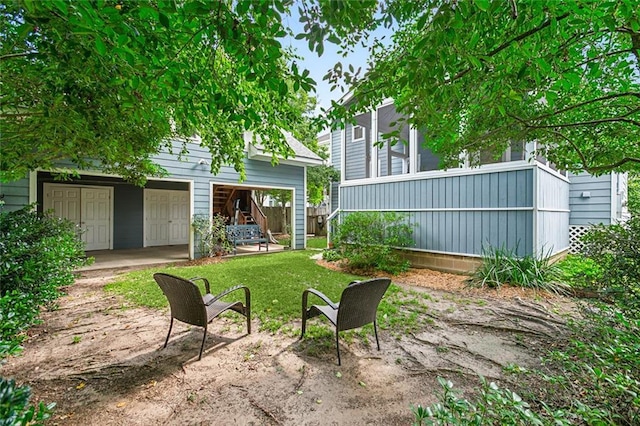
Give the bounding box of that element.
[352,125,365,142]
[344,112,372,180]
[417,129,441,172]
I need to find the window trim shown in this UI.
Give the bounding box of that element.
[352,125,365,142]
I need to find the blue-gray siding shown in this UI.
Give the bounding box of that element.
[153,141,307,250]
[0,177,30,212]
[2,140,307,251]
[330,129,341,176]
[568,172,612,225]
[339,169,536,256]
[344,124,368,180]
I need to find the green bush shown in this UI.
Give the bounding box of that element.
[465,245,567,294]
[0,205,89,358]
[0,377,55,426]
[332,211,414,274]
[540,306,640,425]
[192,213,232,257]
[555,255,603,292]
[412,377,573,425]
[580,216,640,314]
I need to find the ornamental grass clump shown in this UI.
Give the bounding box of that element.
[466,245,567,294]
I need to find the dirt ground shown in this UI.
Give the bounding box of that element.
[1,259,574,425]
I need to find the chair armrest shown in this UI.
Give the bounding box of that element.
[302,288,338,310]
[190,277,211,294]
[206,284,251,307]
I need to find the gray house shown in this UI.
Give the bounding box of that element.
[328,100,628,273]
[0,133,322,259]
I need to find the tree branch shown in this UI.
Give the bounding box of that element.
[453,12,571,81]
[525,109,640,129]
[0,51,39,61]
[530,92,640,121]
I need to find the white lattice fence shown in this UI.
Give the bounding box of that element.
[569,225,591,254]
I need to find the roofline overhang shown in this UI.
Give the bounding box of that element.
[247,144,324,167]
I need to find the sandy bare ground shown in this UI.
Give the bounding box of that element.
[1,262,574,425]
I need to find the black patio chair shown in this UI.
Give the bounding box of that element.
[153,273,251,360]
[301,278,392,365]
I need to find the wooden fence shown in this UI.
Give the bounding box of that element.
[262,206,328,236]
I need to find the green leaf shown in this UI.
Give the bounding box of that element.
[473,0,490,12]
[95,37,107,56]
[159,13,170,29]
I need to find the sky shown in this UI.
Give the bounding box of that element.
[280,8,394,113]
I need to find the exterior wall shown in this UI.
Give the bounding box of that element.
[154,140,307,250]
[36,172,189,250]
[339,168,535,257]
[535,167,570,255]
[568,172,612,225]
[343,124,368,180]
[330,129,341,176]
[0,177,30,212]
[2,139,308,251]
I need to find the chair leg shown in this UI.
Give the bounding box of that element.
[164,317,174,348]
[336,330,341,366]
[300,308,307,338]
[374,319,381,350]
[199,325,207,361]
[246,307,251,334]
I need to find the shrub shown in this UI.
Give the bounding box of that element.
[0,205,89,358]
[539,306,640,425]
[332,211,414,274]
[192,213,232,257]
[465,245,567,294]
[412,377,573,425]
[555,255,602,292]
[0,377,55,426]
[580,216,640,314]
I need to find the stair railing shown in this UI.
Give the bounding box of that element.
[250,197,268,234]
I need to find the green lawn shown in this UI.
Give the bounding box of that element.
[105,250,428,335]
[306,235,327,250]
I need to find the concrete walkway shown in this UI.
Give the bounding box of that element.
[79,245,190,272]
[78,243,287,273]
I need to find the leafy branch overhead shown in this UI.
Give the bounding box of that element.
[0,0,315,183]
[303,0,640,175]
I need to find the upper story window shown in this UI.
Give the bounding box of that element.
[352,125,365,142]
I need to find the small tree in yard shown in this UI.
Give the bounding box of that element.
[331,211,414,274]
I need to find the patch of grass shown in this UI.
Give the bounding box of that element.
[306,236,327,250]
[106,250,364,325]
[106,250,434,339]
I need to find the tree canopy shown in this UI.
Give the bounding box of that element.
[2,0,638,183]
[1,0,314,183]
[311,0,639,175]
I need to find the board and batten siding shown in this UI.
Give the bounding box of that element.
[0,178,30,212]
[343,124,368,180]
[535,167,570,255]
[154,140,307,250]
[568,172,613,225]
[339,169,535,257]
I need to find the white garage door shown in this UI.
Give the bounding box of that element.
[44,183,112,251]
[144,189,189,246]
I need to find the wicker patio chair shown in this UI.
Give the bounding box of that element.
[301,278,392,365]
[153,273,251,360]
